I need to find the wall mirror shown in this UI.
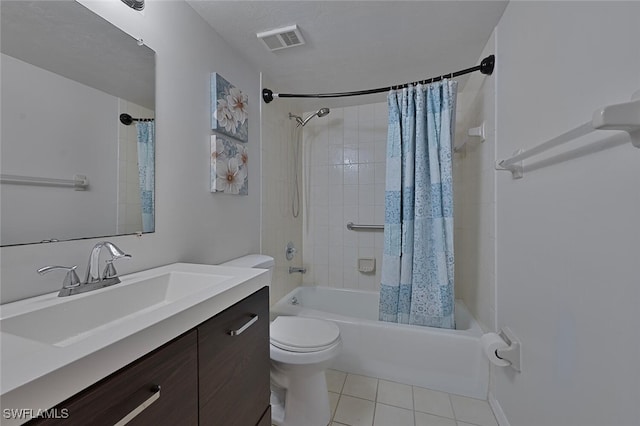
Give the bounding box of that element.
[1,1,156,246]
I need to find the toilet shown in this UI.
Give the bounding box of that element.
[221,254,341,426]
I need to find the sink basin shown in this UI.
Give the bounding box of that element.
[1,271,232,347]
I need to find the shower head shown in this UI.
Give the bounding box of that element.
[290,107,331,127]
[317,107,330,118]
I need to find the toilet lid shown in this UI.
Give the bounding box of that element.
[270,317,340,353]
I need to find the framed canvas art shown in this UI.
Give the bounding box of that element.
[211,135,248,195]
[211,73,248,142]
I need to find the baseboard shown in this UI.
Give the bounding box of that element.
[488,391,510,426]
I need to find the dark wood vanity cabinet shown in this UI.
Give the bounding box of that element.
[198,286,270,426]
[29,287,270,426]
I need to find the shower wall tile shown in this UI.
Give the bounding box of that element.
[358,145,376,164]
[343,145,359,165]
[329,165,344,186]
[359,164,375,185]
[343,185,359,206]
[260,89,303,305]
[358,185,375,206]
[375,143,388,163]
[344,164,359,185]
[303,102,387,291]
[328,186,344,207]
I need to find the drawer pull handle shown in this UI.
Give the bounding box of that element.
[114,385,161,426]
[229,314,259,336]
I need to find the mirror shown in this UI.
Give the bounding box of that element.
[1,1,155,246]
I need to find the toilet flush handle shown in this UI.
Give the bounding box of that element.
[228,314,259,336]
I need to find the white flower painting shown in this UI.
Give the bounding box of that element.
[211,135,248,195]
[211,73,248,142]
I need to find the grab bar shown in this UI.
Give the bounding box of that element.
[0,174,89,190]
[346,222,384,231]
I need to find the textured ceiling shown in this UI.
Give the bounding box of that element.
[187,1,508,110]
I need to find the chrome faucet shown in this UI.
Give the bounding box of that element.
[288,266,306,274]
[84,241,131,284]
[38,241,131,297]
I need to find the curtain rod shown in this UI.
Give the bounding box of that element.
[119,113,155,125]
[262,55,494,104]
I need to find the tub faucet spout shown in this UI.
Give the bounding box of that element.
[288,266,306,274]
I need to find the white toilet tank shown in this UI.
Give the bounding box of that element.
[220,254,275,283]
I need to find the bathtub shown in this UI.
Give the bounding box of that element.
[271,286,488,399]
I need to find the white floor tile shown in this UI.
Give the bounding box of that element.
[343,374,378,401]
[329,391,340,418]
[326,369,347,393]
[376,379,413,410]
[450,395,498,426]
[413,386,454,419]
[334,395,375,426]
[373,403,414,426]
[457,422,481,426]
[414,412,457,426]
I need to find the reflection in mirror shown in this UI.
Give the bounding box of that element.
[0,1,155,246]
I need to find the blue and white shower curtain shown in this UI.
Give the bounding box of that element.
[136,121,155,233]
[379,81,457,329]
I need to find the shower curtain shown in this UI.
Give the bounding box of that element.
[379,81,456,329]
[136,121,155,233]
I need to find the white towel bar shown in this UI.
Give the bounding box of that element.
[496,90,640,179]
[0,174,89,190]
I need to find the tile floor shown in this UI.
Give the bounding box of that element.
[324,370,498,426]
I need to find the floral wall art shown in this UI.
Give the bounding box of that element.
[210,135,248,195]
[211,73,248,143]
[210,73,248,195]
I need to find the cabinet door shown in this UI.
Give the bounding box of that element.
[198,287,270,426]
[256,406,272,426]
[29,331,198,426]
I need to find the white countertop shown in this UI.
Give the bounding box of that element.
[0,263,269,425]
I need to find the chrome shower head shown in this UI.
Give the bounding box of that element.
[298,107,331,127]
[317,107,330,118]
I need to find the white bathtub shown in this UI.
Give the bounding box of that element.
[271,286,488,399]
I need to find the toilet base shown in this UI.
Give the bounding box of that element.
[271,369,331,426]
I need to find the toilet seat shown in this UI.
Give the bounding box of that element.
[270,317,340,353]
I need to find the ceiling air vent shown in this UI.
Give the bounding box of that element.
[257,25,305,52]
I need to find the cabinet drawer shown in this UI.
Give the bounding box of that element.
[198,286,270,426]
[29,331,198,426]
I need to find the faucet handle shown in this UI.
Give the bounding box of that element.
[38,265,81,289]
[102,255,131,280]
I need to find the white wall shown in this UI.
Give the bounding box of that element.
[302,102,387,291]
[260,78,303,306]
[1,54,119,245]
[0,0,261,303]
[493,2,640,425]
[454,31,497,333]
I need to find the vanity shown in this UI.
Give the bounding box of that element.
[0,264,271,426]
[1,3,270,423]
